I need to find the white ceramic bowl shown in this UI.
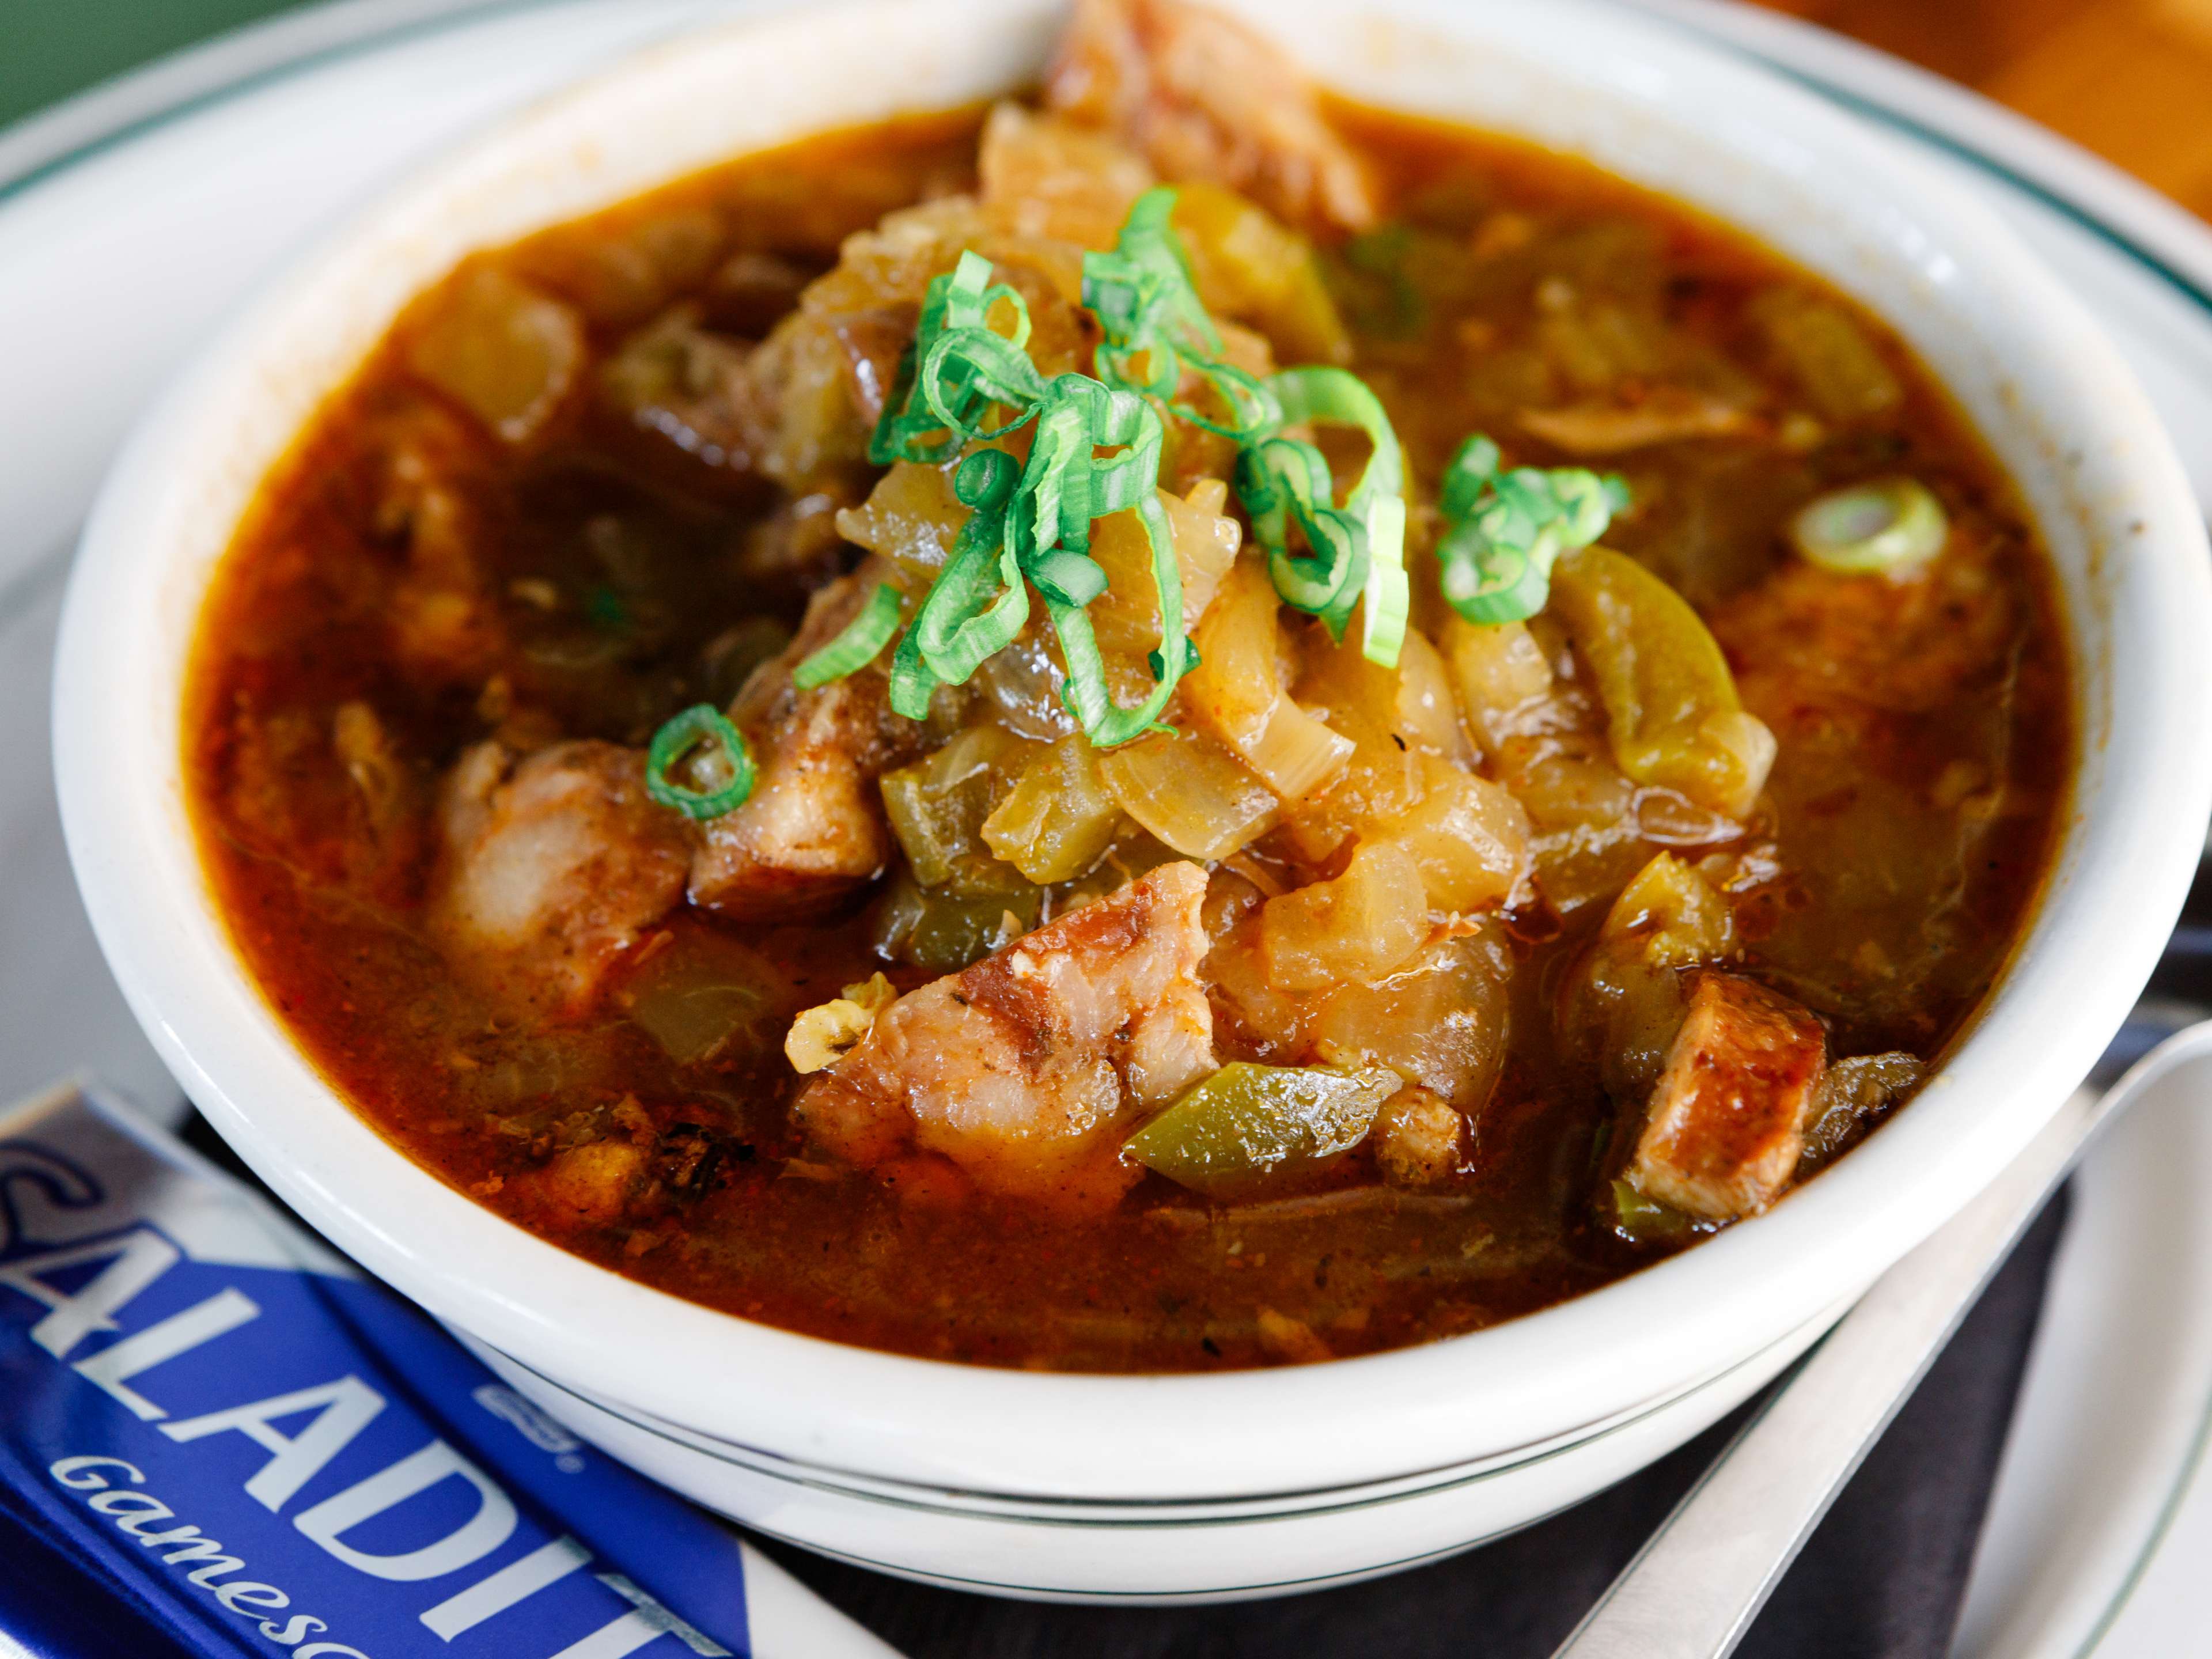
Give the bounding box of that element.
[54,0,2212,1602]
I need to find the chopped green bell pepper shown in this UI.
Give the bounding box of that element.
[1125,1063,1399,1197]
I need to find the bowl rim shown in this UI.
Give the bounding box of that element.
[52,0,2212,1503]
[471,1285,1854,1517]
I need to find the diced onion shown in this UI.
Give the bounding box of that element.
[1307,931,1512,1111]
[1100,732,1279,861]
[1788,478,1948,575]
[407,267,583,444]
[1187,556,1353,803]
[834,461,969,586]
[1086,485,1241,656]
[1238,702,1357,807]
[1372,756,1531,913]
[1443,617,1552,754]
[1260,841,1427,993]
[1388,629,1465,760]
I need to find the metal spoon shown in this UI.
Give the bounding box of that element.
[1549,1017,2212,1659]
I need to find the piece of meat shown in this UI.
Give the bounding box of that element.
[1044,0,1377,232]
[1630,972,1827,1220]
[793,862,1218,1207]
[1518,389,1759,455]
[688,566,923,920]
[507,1139,648,1231]
[1710,531,2019,718]
[599,305,779,473]
[735,488,852,589]
[978,101,1154,249]
[1372,1086,1465,1188]
[429,740,694,1018]
[738,196,1094,491]
[370,403,509,684]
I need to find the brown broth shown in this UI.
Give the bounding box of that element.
[183,101,2070,1372]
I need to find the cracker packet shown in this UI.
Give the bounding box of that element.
[0,1081,897,1658]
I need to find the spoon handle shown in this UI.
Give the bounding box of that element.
[1546,1033,2198,1659]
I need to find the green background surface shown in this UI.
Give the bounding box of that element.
[0,0,316,131]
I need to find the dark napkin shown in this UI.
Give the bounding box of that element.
[758,1192,2071,1659]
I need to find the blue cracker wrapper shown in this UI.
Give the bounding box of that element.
[0,1081,888,1659]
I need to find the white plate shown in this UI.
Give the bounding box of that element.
[5,0,2210,1649]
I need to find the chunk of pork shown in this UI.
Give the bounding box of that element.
[794,862,1218,1207]
[1518,389,1759,455]
[978,101,1153,249]
[738,195,1096,491]
[689,566,922,919]
[1044,0,1377,231]
[1630,972,1827,1220]
[429,740,693,1018]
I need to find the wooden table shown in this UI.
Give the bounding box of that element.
[1753,0,2212,218]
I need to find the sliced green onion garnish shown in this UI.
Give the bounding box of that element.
[1086,189,1219,384]
[1237,435,1368,631]
[913,451,1031,688]
[869,251,1040,465]
[1175,358,1282,441]
[918,324,1047,447]
[1789,477,1948,574]
[1269,366,1407,667]
[1232,368,1408,666]
[887,614,938,721]
[1047,484,1188,748]
[645,703,755,820]
[1024,379,1190,747]
[791,582,903,691]
[879,372,1191,744]
[849,185,1435,745]
[1362,493,1410,669]
[1084,186,1282,444]
[1029,548,1110,608]
[1434,434,1630,624]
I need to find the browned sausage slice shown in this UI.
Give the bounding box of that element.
[1630,972,1827,1220]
